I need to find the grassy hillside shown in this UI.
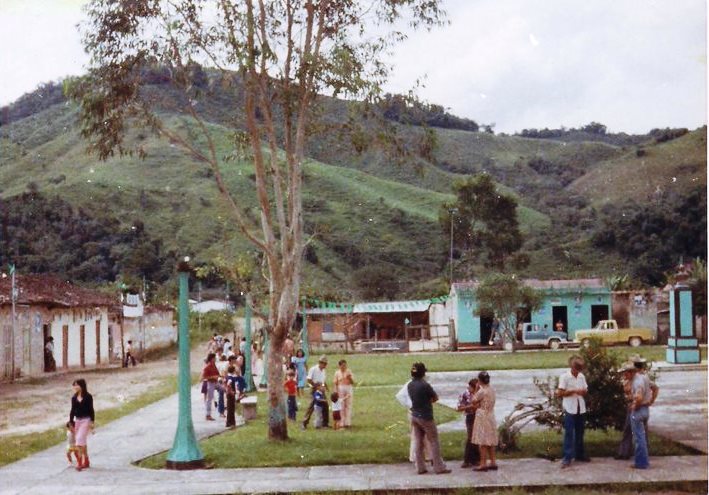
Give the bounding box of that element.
[1,80,705,296]
[569,128,707,205]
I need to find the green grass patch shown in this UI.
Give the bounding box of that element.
[309,346,677,387]
[138,383,693,470]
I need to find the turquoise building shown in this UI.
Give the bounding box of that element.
[451,278,612,345]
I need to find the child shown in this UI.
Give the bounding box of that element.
[313,384,326,428]
[331,392,343,430]
[65,421,81,466]
[225,365,246,428]
[284,370,298,421]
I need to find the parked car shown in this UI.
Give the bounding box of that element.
[521,322,569,350]
[573,319,654,347]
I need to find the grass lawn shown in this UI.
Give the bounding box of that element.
[0,374,192,467]
[311,346,686,387]
[138,384,695,470]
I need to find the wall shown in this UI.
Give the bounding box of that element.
[1,305,109,378]
[121,309,177,355]
[455,291,480,344]
[0,306,48,378]
[530,291,611,340]
[50,307,109,369]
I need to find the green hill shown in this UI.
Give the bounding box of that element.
[0,79,705,296]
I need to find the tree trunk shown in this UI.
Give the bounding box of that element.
[266,321,287,440]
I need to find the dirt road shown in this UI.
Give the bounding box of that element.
[0,345,209,437]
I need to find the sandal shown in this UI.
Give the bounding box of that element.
[473,466,488,472]
[488,464,498,471]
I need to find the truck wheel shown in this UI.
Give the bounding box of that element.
[581,338,591,348]
[548,339,561,350]
[629,336,642,347]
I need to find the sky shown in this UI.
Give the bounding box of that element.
[0,0,706,134]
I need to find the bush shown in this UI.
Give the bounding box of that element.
[498,337,627,452]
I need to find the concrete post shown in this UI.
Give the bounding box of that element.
[166,260,205,470]
[666,268,701,364]
[244,294,255,392]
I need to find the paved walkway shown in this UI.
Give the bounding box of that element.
[0,365,706,494]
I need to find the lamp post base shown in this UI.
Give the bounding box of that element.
[165,459,206,470]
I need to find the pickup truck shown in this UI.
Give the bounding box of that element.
[573,319,654,347]
[520,322,569,350]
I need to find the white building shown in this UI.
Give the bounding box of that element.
[0,275,113,379]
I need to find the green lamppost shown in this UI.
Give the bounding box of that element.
[244,294,256,392]
[166,259,205,470]
[301,296,309,360]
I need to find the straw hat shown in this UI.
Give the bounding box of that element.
[628,354,647,363]
[619,361,636,372]
[318,355,328,364]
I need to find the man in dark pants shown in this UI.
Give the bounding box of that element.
[301,355,329,429]
[408,362,451,475]
[457,378,480,468]
[557,355,589,468]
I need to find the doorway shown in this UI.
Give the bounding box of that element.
[591,305,609,327]
[552,306,568,333]
[479,309,494,345]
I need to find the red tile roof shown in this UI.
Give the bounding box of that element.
[0,274,115,308]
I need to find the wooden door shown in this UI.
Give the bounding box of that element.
[95,320,101,365]
[79,324,85,368]
[62,325,69,368]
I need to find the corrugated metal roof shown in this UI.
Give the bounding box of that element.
[452,278,608,293]
[304,299,432,315]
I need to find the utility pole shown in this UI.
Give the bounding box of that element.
[449,208,458,284]
[197,281,202,335]
[10,264,16,382]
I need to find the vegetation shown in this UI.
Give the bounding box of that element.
[0,191,173,285]
[591,187,707,285]
[441,174,525,272]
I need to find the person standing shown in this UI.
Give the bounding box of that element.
[557,355,589,468]
[302,355,329,429]
[44,336,56,372]
[225,365,245,428]
[457,378,480,468]
[470,372,498,471]
[407,362,451,475]
[69,378,95,471]
[334,359,355,427]
[124,340,137,367]
[291,349,308,397]
[629,356,657,469]
[284,370,298,421]
[615,361,638,460]
[202,353,220,421]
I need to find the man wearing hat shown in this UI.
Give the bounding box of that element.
[557,355,589,468]
[302,355,329,429]
[627,354,658,469]
[407,362,451,474]
[615,360,640,460]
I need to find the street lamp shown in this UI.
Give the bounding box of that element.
[166,257,205,470]
[449,208,458,284]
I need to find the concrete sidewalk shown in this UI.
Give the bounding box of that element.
[1,371,707,494]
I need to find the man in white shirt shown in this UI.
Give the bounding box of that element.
[557,355,589,468]
[302,355,329,429]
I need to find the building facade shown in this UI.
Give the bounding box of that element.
[0,275,113,379]
[452,278,612,344]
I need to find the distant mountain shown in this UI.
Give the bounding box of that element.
[0,77,705,297]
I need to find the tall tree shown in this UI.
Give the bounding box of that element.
[440,173,523,273]
[68,0,445,440]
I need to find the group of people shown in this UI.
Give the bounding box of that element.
[557,353,658,470]
[397,363,499,474]
[297,355,355,430]
[398,351,659,476]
